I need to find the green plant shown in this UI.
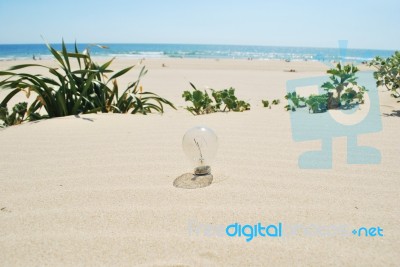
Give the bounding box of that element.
[284,92,306,111]
[272,99,280,105]
[321,63,360,109]
[0,40,175,127]
[369,51,400,100]
[211,88,235,111]
[306,94,328,113]
[0,102,28,127]
[211,87,250,112]
[234,100,251,112]
[182,83,215,115]
[262,99,280,109]
[356,86,367,104]
[262,100,269,108]
[284,64,368,114]
[340,85,367,107]
[182,83,250,115]
[340,88,357,106]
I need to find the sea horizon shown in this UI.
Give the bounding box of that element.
[0,42,396,62]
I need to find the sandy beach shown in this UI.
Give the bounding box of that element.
[0,58,399,266]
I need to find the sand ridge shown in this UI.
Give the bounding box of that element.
[0,58,399,266]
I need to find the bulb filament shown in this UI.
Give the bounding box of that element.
[194,138,204,164]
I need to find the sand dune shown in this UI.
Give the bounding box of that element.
[0,58,399,266]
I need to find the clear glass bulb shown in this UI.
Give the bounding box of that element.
[182,126,218,175]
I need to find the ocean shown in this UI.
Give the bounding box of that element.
[0,43,396,63]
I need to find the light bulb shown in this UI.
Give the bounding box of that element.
[182,126,218,175]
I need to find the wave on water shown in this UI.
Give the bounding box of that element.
[0,43,395,63]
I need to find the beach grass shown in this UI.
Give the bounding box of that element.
[0,41,176,127]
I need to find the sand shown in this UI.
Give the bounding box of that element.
[0,58,399,266]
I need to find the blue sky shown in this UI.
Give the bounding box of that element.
[0,0,399,50]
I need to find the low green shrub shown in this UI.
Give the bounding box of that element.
[182,83,250,115]
[369,51,400,100]
[262,99,280,109]
[0,102,28,127]
[340,86,367,107]
[321,63,366,109]
[182,83,214,115]
[306,94,328,113]
[284,92,306,111]
[262,100,269,108]
[285,63,367,114]
[211,88,250,112]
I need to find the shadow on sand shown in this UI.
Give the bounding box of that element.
[383,110,400,117]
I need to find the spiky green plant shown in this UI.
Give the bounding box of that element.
[0,40,176,127]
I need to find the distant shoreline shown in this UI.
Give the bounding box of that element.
[0,43,396,63]
[0,42,397,51]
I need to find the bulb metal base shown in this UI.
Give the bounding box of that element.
[194,165,211,175]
